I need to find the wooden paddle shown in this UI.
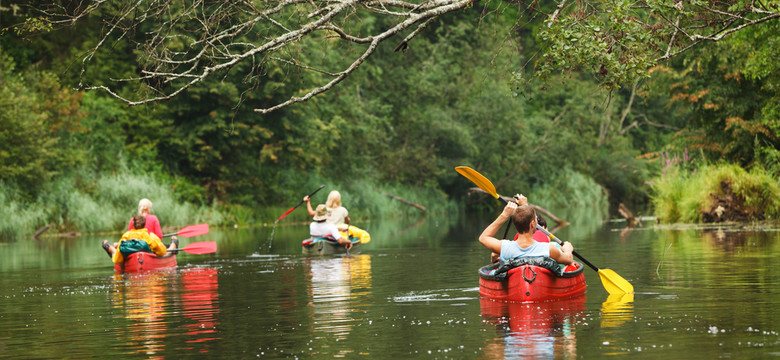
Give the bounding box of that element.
[455,166,634,295]
[163,223,210,238]
[277,185,326,221]
[167,241,217,255]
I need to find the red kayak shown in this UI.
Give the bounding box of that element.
[114,252,177,274]
[479,257,587,303]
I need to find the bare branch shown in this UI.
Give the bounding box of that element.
[547,0,568,28]
[54,0,473,113]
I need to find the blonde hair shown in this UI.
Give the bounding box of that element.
[138,198,153,215]
[326,191,341,208]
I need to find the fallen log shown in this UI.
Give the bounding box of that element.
[618,203,638,227]
[467,187,568,226]
[32,224,53,242]
[383,191,426,212]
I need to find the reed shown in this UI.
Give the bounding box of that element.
[530,168,610,215]
[0,184,48,240]
[0,166,224,240]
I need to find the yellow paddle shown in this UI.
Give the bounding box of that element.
[455,166,634,295]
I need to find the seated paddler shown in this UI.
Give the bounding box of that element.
[310,204,352,250]
[478,194,573,266]
[102,214,177,264]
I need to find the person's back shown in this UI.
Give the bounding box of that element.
[113,215,168,264]
[479,196,573,266]
[310,204,351,250]
[499,240,550,263]
[325,191,350,228]
[127,198,163,238]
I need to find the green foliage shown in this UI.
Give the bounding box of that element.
[650,163,780,223]
[0,49,86,194]
[2,0,775,230]
[530,167,610,217]
[534,0,656,90]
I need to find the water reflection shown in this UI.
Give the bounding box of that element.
[304,255,372,340]
[108,267,220,354]
[600,293,634,328]
[480,296,585,359]
[180,267,220,350]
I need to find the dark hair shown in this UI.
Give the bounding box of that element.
[133,214,146,230]
[536,214,547,229]
[511,206,536,234]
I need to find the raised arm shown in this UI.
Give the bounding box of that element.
[478,201,517,254]
[304,196,315,216]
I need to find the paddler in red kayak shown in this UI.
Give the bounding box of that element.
[479,195,573,265]
[102,214,178,263]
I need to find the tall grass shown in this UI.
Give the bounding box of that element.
[650,163,780,223]
[0,185,48,240]
[0,166,223,240]
[247,177,460,227]
[529,168,610,219]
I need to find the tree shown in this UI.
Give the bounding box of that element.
[0,49,85,194]
[22,0,780,114]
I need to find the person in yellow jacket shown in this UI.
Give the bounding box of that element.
[102,214,177,264]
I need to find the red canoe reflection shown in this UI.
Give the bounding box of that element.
[481,295,586,359]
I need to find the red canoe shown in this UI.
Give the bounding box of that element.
[114,252,177,274]
[478,257,587,303]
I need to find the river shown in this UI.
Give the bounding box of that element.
[1,212,779,359]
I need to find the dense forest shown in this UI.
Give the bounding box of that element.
[0,0,778,239]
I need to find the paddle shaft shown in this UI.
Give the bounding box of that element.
[166,241,217,254]
[163,223,209,238]
[534,224,600,272]
[277,185,326,221]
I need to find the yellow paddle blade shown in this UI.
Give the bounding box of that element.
[598,268,634,295]
[455,166,499,199]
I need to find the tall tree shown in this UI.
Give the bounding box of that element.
[20,0,780,114]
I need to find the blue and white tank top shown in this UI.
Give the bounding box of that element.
[499,240,550,263]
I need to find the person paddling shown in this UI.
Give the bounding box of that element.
[309,204,352,250]
[128,198,163,239]
[479,195,573,265]
[102,214,177,263]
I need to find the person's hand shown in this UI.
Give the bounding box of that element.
[303,195,310,202]
[513,194,528,206]
[501,201,518,217]
[561,241,573,253]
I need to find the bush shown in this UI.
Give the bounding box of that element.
[650,163,780,223]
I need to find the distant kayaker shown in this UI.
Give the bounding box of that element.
[310,204,352,250]
[304,190,350,231]
[128,198,163,239]
[102,214,178,263]
[479,195,573,265]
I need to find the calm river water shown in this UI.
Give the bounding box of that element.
[1,212,779,359]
